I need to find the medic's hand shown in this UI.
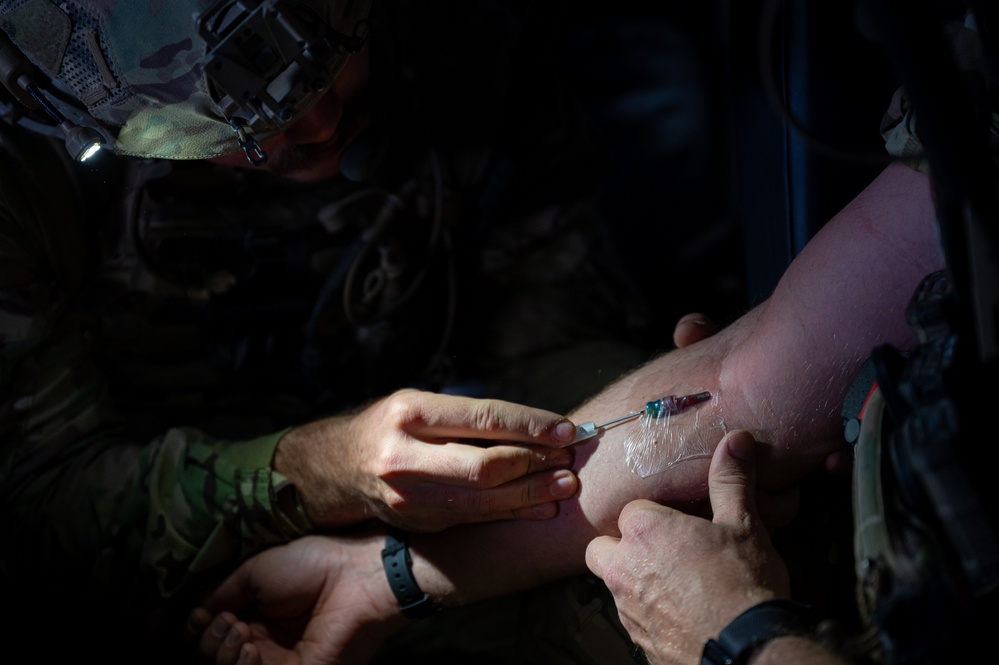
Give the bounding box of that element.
[275,388,581,532]
[585,430,791,665]
[674,312,802,528]
[186,532,405,665]
[672,312,718,349]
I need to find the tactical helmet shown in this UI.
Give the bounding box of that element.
[0,0,371,160]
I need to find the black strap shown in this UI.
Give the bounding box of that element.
[381,529,436,620]
[701,599,813,665]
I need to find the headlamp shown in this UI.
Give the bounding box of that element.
[3,0,371,161]
[2,29,104,161]
[63,123,103,162]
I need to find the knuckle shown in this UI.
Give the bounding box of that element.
[471,399,550,437]
[372,440,406,478]
[489,480,537,514]
[465,456,490,485]
[525,414,552,439]
[618,502,655,536]
[472,447,531,487]
[382,389,420,425]
[738,512,760,535]
[470,400,504,433]
[520,479,540,505]
[382,487,408,512]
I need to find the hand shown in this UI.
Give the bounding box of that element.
[275,388,581,532]
[672,312,718,349]
[186,532,405,665]
[585,429,791,665]
[672,312,803,527]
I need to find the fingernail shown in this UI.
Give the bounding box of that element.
[726,431,755,461]
[552,420,576,443]
[226,627,242,647]
[239,645,252,663]
[551,470,578,498]
[211,615,231,638]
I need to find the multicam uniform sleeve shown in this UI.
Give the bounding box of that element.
[0,131,312,607]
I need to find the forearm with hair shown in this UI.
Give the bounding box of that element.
[274,414,374,529]
[404,162,944,607]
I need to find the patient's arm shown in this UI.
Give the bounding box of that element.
[190,162,944,663]
[407,160,943,604]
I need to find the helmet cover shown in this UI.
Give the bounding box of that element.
[0,0,371,159]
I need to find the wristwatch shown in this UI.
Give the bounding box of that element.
[381,528,437,620]
[701,599,813,665]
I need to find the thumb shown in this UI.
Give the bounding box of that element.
[584,534,619,580]
[672,312,718,348]
[707,429,760,528]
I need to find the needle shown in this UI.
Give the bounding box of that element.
[571,391,712,443]
[572,411,643,443]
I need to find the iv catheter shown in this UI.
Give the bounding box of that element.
[572,391,711,443]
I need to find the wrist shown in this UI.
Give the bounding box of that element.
[701,599,814,665]
[275,417,370,528]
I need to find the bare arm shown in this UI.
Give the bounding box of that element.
[191,162,945,664]
[407,160,943,604]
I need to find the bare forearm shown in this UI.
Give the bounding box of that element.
[406,163,943,606]
[407,321,737,604]
[723,161,941,482]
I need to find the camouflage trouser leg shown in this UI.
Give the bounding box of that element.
[370,574,646,665]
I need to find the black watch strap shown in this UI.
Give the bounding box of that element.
[381,529,436,620]
[701,599,813,665]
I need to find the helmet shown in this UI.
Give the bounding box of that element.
[0,0,371,160]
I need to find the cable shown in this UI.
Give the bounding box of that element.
[758,0,901,166]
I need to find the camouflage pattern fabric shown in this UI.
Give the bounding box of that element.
[0,123,314,658]
[0,0,651,661]
[0,0,371,159]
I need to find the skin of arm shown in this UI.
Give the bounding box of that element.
[190,161,944,663]
[407,160,942,604]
